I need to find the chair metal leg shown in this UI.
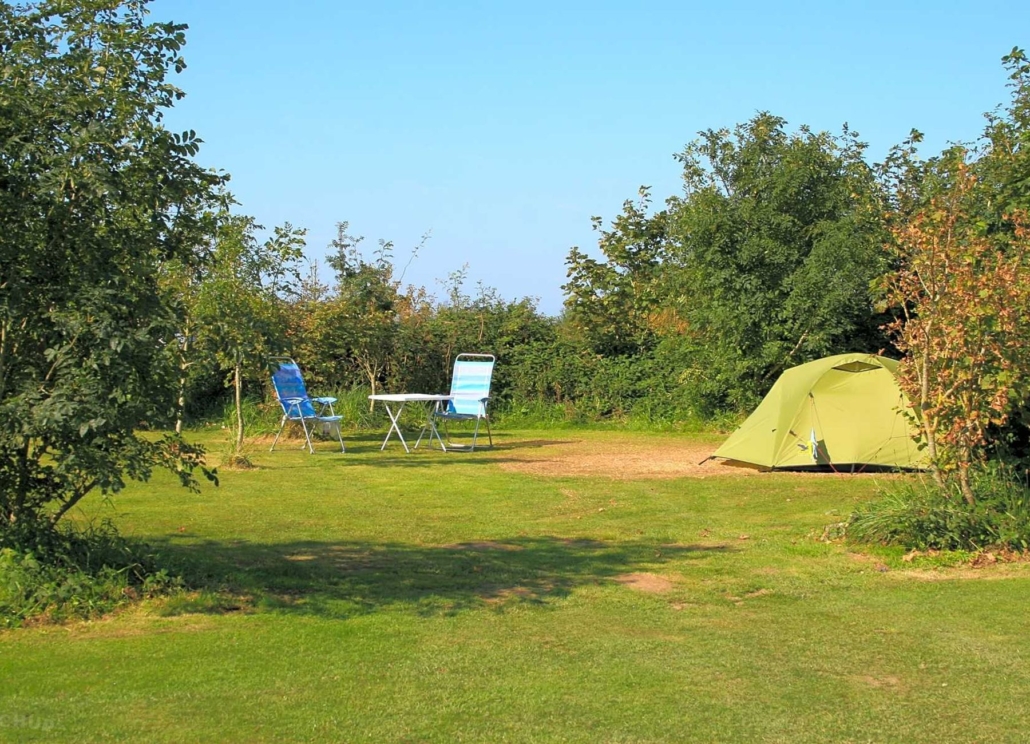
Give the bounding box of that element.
[298,416,314,454]
[270,415,288,452]
[324,404,345,452]
[417,405,448,452]
[429,416,447,450]
[438,416,493,451]
[333,421,345,453]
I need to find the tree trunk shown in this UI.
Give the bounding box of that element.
[234,358,244,455]
[958,462,976,506]
[917,350,946,490]
[0,318,11,404]
[363,360,379,412]
[957,437,976,506]
[175,325,191,434]
[175,329,191,435]
[923,420,945,490]
[175,386,185,434]
[11,435,31,527]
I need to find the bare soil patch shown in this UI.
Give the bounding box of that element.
[854,674,903,689]
[484,586,546,605]
[495,438,758,480]
[849,549,1030,580]
[615,573,676,593]
[891,565,1030,581]
[743,588,773,599]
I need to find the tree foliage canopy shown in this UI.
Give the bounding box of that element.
[883,164,1030,502]
[669,114,888,410]
[0,0,222,533]
[565,113,888,413]
[880,49,1030,496]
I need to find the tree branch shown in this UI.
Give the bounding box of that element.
[50,479,98,527]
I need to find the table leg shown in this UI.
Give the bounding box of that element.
[379,402,410,453]
[413,402,447,452]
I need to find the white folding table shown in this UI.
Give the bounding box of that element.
[367,393,453,453]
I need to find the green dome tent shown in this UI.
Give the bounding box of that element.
[712,353,926,470]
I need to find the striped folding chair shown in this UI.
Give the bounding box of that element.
[269,357,345,454]
[431,353,495,451]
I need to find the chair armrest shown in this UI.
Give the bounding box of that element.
[436,395,490,418]
[312,396,337,404]
[282,397,310,416]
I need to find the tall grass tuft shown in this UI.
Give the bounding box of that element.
[848,463,1030,551]
[0,520,182,628]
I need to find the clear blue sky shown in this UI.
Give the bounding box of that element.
[155,0,1029,315]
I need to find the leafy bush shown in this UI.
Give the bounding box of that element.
[0,521,182,628]
[847,464,1030,551]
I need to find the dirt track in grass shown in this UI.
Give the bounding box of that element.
[493,437,760,480]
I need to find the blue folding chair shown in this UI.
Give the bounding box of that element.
[431,353,495,451]
[270,357,345,454]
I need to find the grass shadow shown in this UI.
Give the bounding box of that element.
[491,439,580,450]
[151,536,736,620]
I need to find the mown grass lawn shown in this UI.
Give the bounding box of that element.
[2,428,1029,743]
